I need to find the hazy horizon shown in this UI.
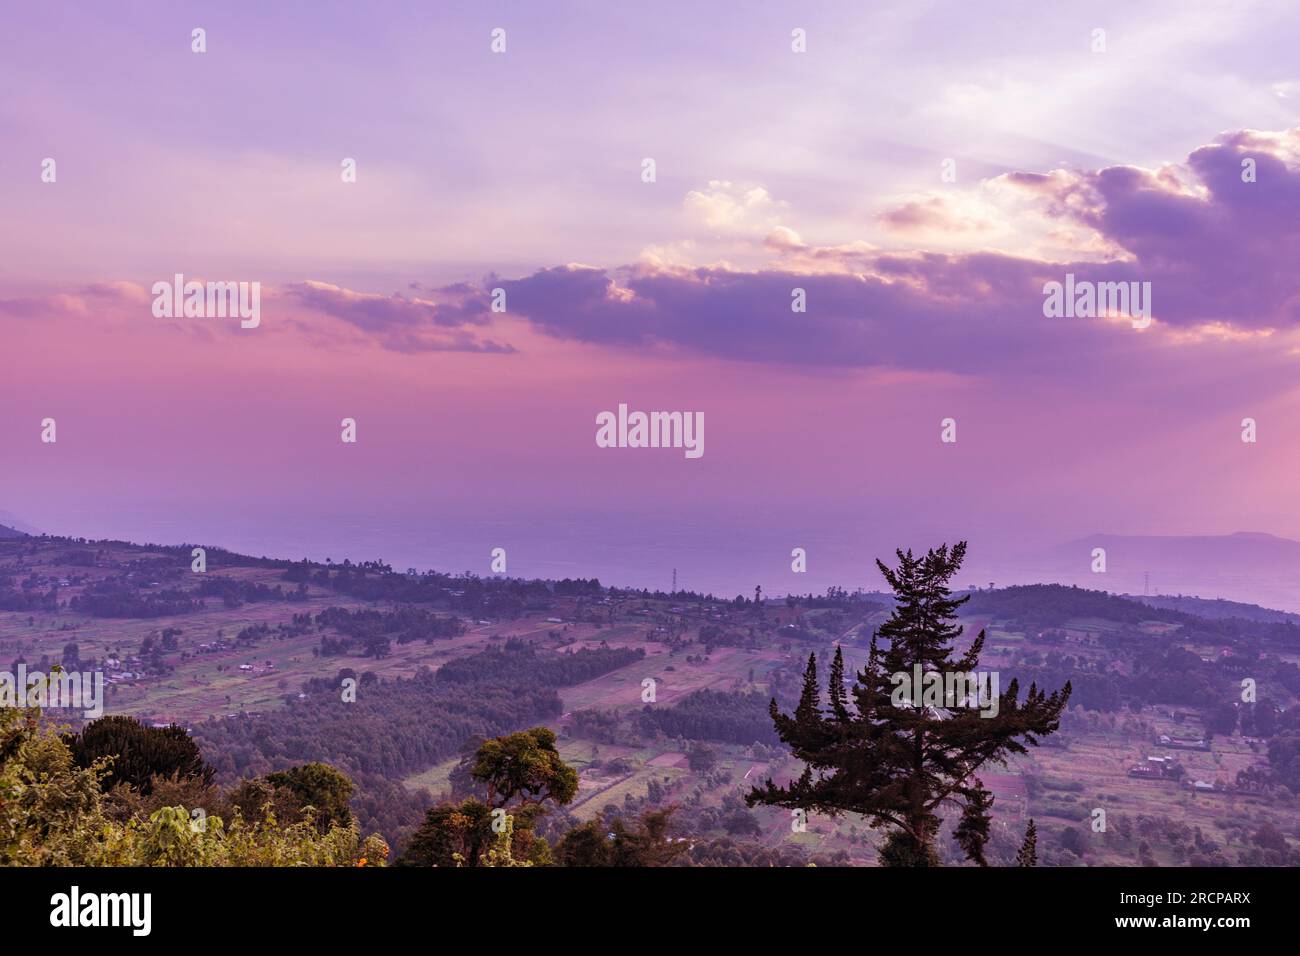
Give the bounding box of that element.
[7,503,1299,611]
[5,1,1300,610]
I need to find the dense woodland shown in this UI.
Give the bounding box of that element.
[194,641,642,846]
[636,689,780,745]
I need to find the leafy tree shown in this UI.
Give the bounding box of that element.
[687,742,717,773]
[397,798,496,866]
[397,798,551,867]
[1137,839,1156,866]
[722,807,763,837]
[1205,700,1239,736]
[473,727,578,810]
[747,543,1071,865]
[552,815,610,866]
[221,776,306,827]
[264,762,354,830]
[1252,821,1288,854]
[400,728,574,866]
[1267,732,1300,792]
[555,808,687,867]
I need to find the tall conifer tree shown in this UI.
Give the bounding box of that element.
[748,542,1070,865]
[1017,819,1039,867]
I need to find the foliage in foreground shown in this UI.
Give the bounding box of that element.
[0,706,386,866]
[398,727,688,867]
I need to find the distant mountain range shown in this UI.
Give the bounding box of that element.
[1021,531,1300,613]
[3,509,1296,611]
[1056,531,1300,569]
[1126,592,1300,624]
[0,511,38,537]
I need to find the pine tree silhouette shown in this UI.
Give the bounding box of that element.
[747,542,1071,865]
[954,779,994,866]
[1017,818,1038,867]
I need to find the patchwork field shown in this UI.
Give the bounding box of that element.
[4,535,1296,866]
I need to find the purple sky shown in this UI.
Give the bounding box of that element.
[3,2,1300,603]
